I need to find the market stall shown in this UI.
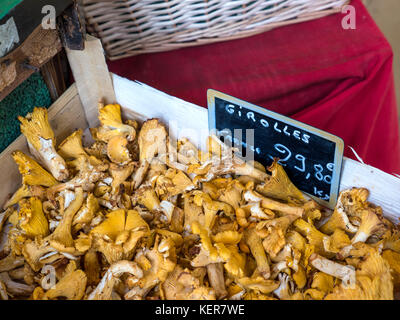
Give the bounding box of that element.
[0,0,399,302]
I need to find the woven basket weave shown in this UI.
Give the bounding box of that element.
[81,0,349,60]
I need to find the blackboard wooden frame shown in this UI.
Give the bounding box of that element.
[207,89,344,209]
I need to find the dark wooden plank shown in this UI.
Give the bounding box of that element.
[0,0,72,57]
[58,1,86,51]
[0,25,62,101]
[40,50,69,101]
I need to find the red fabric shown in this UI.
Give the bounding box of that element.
[107,0,400,174]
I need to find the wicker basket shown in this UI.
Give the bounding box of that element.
[81,0,349,60]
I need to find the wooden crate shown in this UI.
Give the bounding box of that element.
[1,36,399,222]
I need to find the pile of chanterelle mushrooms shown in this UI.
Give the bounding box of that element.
[0,103,399,300]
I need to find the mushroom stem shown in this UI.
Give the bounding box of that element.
[244,190,304,217]
[207,263,227,299]
[0,280,7,300]
[351,210,383,244]
[8,267,25,280]
[233,162,270,181]
[0,209,11,232]
[45,270,87,300]
[0,272,35,296]
[261,198,304,217]
[132,160,149,189]
[0,254,24,273]
[309,253,355,287]
[46,187,84,252]
[235,208,249,228]
[28,137,69,181]
[244,228,271,279]
[88,260,143,300]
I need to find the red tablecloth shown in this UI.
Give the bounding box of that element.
[108,0,400,175]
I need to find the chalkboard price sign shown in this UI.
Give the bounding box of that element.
[207,89,344,209]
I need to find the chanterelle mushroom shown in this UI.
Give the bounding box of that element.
[92,103,136,142]
[138,119,168,162]
[325,249,393,300]
[207,263,227,299]
[58,129,88,160]
[304,272,334,300]
[238,276,279,295]
[107,135,131,165]
[256,159,304,202]
[162,265,216,300]
[0,208,13,233]
[72,193,100,232]
[351,209,386,244]
[90,209,149,264]
[43,270,87,300]
[244,190,304,217]
[17,197,49,238]
[199,135,270,182]
[12,151,58,187]
[0,280,7,300]
[88,260,143,300]
[4,185,45,210]
[190,221,245,279]
[257,216,297,258]
[21,239,57,272]
[0,272,35,297]
[18,107,69,181]
[244,227,270,279]
[47,156,108,197]
[320,188,371,235]
[0,253,24,272]
[125,235,176,300]
[309,253,356,288]
[45,187,84,253]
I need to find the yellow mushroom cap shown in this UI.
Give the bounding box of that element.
[12,151,57,187]
[107,135,131,164]
[135,186,160,212]
[382,250,400,286]
[237,276,279,295]
[99,104,123,128]
[91,209,149,241]
[18,107,69,182]
[18,197,49,238]
[4,184,45,209]
[45,270,87,300]
[58,129,87,160]
[18,107,55,151]
[98,104,136,141]
[256,159,304,202]
[138,119,167,161]
[212,231,243,245]
[91,209,126,241]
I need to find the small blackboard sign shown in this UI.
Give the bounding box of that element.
[207,89,344,209]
